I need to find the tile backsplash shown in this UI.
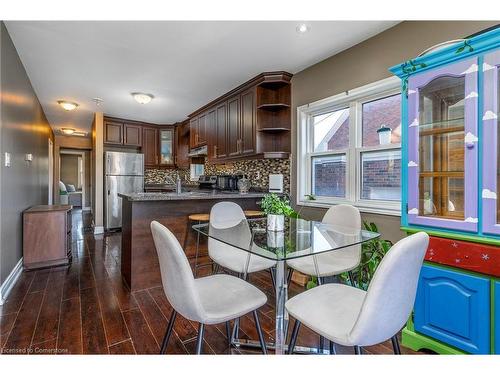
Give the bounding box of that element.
[145,157,290,193]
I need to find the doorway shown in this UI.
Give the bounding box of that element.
[59,149,90,210]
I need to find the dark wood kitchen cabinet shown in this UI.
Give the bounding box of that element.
[214,103,227,159]
[240,88,255,155]
[187,71,292,162]
[123,123,142,146]
[189,117,198,149]
[227,95,241,157]
[142,126,158,167]
[104,120,123,145]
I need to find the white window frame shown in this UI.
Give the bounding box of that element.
[297,76,402,216]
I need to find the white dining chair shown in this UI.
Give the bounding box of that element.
[286,231,429,355]
[208,202,276,276]
[286,204,362,286]
[151,221,268,354]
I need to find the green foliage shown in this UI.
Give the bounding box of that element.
[307,221,392,290]
[345,221,392,290]
[260,193,298,217]
[304,194,316,201]
[455,40,474,54]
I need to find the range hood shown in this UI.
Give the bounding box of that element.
[187,145,208,157]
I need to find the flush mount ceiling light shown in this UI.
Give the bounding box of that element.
[57,100,79,111]
[132,92,154,104]
[61,128,75,135]
[296,23,310,34]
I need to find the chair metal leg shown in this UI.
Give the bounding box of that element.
[317,276,323,286]
[391,335,401,355]
[195,323,205,354]
[225,321,231,344]
[160,310,177,354]
[194,221,201,277]
[354,345,362,355]
[269,268,276,291]
[348,271,356,288]
[287,268,294,286]
[287,320,301,354]
[319,336,325,353]
[253,311,267,354]
[329,340,336,355]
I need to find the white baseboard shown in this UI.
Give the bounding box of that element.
[0,258,23,305]
[94,226,104,235]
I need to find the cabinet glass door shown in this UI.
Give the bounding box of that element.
[159,129,174,165]
[407,58,478,231]
[482,50,500,235]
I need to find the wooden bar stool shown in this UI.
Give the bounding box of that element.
[184,213,210,276]
[243,210,265,218]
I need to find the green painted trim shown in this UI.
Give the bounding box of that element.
[401,226,500,246]
[402,327,467,354]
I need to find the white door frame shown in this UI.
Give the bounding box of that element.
[60,149,88,209]
[48,138,54,205]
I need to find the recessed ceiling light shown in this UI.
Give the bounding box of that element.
[296,23,310,34]
[57,100,79,111]
[61,128,75,135]
[132,92,154,104]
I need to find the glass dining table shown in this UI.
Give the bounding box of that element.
[193,216,379,354]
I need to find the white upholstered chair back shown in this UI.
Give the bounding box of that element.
[208,202,252,267]
[322,204,362,263]
[151,221,205,322]
[349,231,429,346]
[322,204,361,228]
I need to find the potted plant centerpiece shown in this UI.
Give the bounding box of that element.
[260,193,295,231]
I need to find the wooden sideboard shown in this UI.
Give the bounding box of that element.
[23,205,73,270]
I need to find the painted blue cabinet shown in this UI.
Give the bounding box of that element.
[414,265,490,354]
[495,281,500,354]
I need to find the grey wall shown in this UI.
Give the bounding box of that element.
[60,154,80,189]
[0,22,52,284]
[291,21,499,244]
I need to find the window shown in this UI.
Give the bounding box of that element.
[297,77,402,215]
[190,163,204,181]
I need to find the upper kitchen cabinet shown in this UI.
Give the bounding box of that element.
[123,123,142,147]
[188,71,292,162]
[158,127,175,167]
[176,120,190,168]
[142,126,158,167]
[104,119,123,145]
[190,111,209,149]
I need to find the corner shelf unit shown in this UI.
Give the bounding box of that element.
[255,77,291,156]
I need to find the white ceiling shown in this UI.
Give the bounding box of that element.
[5,21,399,134]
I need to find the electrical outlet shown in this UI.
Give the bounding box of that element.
[4,152,11,167]
[25,153,33,162]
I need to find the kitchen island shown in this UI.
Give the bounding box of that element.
[118,190,266,290]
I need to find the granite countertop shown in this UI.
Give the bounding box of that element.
[119,189,268,202]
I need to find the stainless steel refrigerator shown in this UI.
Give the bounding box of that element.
[105,151,144,230]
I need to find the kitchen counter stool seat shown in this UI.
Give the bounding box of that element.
[243,210,265,218]
[184,213,210,276]
[151,221,268,354]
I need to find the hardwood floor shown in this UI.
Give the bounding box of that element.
[0,210,421,355]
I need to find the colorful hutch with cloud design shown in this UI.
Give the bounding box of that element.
[390,27,500,354]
